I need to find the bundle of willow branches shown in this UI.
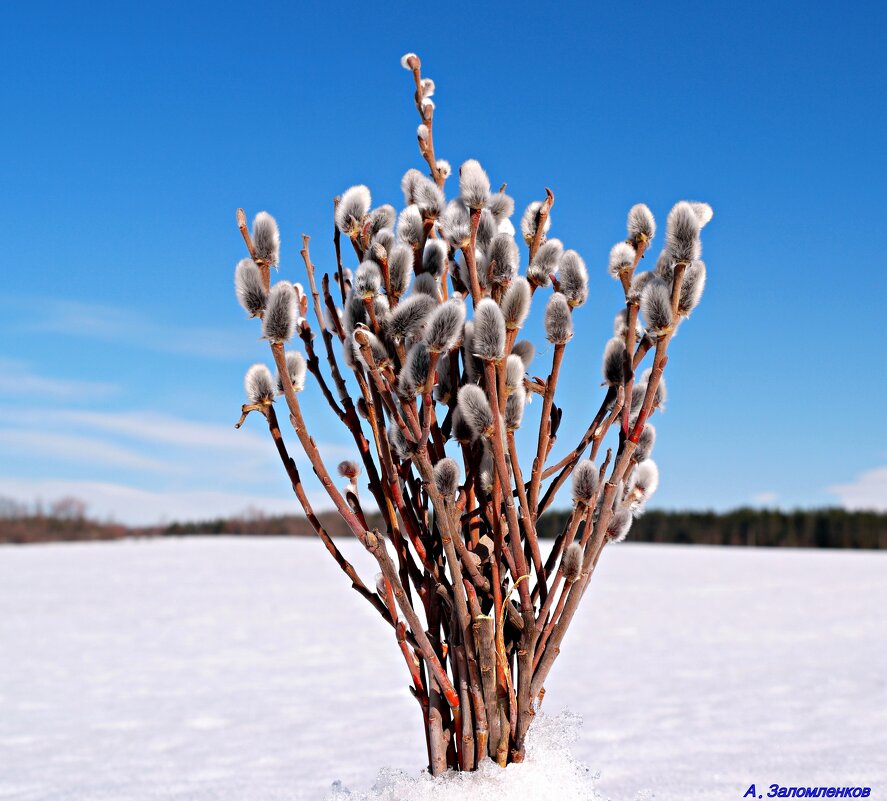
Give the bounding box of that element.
[233,52,712,774]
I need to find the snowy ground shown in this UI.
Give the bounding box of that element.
[0,538,885,801]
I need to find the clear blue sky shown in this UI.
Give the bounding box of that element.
[1,0,885,523]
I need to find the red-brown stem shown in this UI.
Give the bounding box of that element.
[528,342,566,518]
[462,208,484,306]
[527,189,554,265]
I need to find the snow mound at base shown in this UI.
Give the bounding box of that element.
[326,710,600,801]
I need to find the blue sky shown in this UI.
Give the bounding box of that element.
[1,0,885,523]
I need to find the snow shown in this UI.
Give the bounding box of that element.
[1,538,885,801]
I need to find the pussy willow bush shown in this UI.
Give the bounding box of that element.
[233,52,712,774]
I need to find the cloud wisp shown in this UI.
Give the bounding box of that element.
[828,468,887,512]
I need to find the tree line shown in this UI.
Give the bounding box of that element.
[1,497,885,548]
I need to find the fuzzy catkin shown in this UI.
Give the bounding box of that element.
[487,192,514,223]
[386,293,436,340]
[354,261,382,298]
[608,509,633,543]
[520,200,551,244]
[602,337,627,386]
[367,205,396,238]
[388,244,414,297]
[487,234,519,284]
[665,201,701,264]
[559,250,588,307]
[433,458,460,497]
[244,364,275,404]
[422,239,448,278]
[562,542,584,583]
[397,205,424,248]
[505,354,525,392]
[627,203,656,244]
[504,385,526,430]
[528,238,563,287]
[640,277,673,335]
[252,212,280,267]
[501,277,531,330]
[459,159,490,209]
[262,282,297,343]
[571,459,598,504]
[512,340,535,368]
[440,199,471,248]
[634,424,657,463]
[235,259,267,318]
[425,299,465,353]
[608,242,636,278]
[399,341,431,397]
[335,186,372,234]
[544,293,573,345]
[413,273,441,299]
[276,350,307,393]
[457,384,494,439]
[472,298,506,360]
[678,260,706,316]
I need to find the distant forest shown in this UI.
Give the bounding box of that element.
[1,496,885,548]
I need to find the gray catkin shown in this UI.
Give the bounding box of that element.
[397,205,424,248]
[244,364,275,404]
[440,199,471,248]
[388,244,414,297]
[472,298,506,360]
[640,277,673,335]
[413,272,441,299]
[367,205,396,238]
[337,460,361,478]
[528,238,563,287]
[354,261,382,298]
[608,241,636,278]
[388,420,410,460]
[571,459,598,504]
[414,175,445,218]
[476,209,497,251]
[544,293,573,345]
[252,211,280,267]
[602,336,627,386]
[262,282,297,343]
[434,353,454,404]
[512,340,535,368]
[665,201,701,264]
[504,385,526,430]
[634,423,657,462]
[335,185,372,234]
[422,239,448,278]
[487,233,519,285]
[235,258,267,318]
[608,509,633,543]
[629,270,655,303]
[459,159,490,209]
[501,276,531,330]
[520,200,552,243]
[425,299,466,353]
[562,542,584,583]
[627,203,656,243]
[559,249,589,307]
[386,293,436,340]
[450,405,474,444]
[505,354,525,392]
[433,458,460,497]
[457,384,494,438]
[689,201,714,228]
[678,260,706,316]
[399,341,431,397]
[487,192,515,223]
[276,350,307,393]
